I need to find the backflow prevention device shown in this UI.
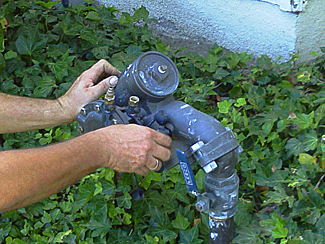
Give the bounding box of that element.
[76,51,242,243]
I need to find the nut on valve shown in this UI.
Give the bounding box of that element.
[104,87,115,105]
[128,96,140,107]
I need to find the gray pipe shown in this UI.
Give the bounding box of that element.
[155,100,240,244]
[77,51,241,243]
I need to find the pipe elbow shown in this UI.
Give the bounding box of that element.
[211,149,239,178]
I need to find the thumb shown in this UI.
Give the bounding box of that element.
[90,76,119,98]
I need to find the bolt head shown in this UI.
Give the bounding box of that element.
[94,104,100,112]
[195,200,208,212]
[78,126,84,134]
[203,161,218,173]
[190,141,204,153]
[80,108,87,116]
[158,64,168,74]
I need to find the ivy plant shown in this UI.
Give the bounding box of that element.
[1,0,325,243]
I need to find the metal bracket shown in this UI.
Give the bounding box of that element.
[260,0,306,12]
[190,127,241,173]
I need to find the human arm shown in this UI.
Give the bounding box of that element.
[0,124,172,213]
[0,59,120,134]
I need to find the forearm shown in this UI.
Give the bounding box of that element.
[0,93,73,134]
[0,132,103,212]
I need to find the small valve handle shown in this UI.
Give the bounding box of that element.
[176,149,199,196]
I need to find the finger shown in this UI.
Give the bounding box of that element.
[81,59,120,84]
[89,76,118,98]
[134,167,150,176]
[147,158,162,171]
[152,144,171,162]
[152,130,172,148]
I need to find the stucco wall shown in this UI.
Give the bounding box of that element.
[296,0,325,63]
[97,0,323,63]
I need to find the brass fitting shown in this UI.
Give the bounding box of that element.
[128,96,140,107]
[104,87,115,105]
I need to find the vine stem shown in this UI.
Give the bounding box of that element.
[314,174,325,190]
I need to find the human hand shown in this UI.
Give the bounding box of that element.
[94,124,172,175]
[58,59,120,121]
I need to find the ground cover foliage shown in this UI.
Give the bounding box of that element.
[0,0,325,243]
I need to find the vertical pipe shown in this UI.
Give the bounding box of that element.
[209,217,234,244]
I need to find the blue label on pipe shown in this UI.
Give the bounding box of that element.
[176,149,199,196]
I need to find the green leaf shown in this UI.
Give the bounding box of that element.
[234,97,246,107]
[272,218,288,239]
[218,100,232,114]
[172,213,190,230]
[53,230,72,243]
[94,182,102,196]
[4,50,17,59]
[80,29,98,44]
[316,214,325,235]
[141,170,162,190]
[36,1,60,8]
[86,11,101,21]
[285,138,305,156]
[256,169,289,187]
[165,183,190,204]
[47,51,75,82]
[264,186,295,208]
[147,207,177,243]
[144,234,159,244]
[290,112,314,130]
[41,211,52,224]
[116,192,132,209]
[0,22,4,52]
[86,205,111,238]
[195,169,205,192]
[298,153,316,166]
[33,76,56,98]
[15,29,47,56]
[213,68,230,80]
[58,16,83,36]
[302,230,325,244]
[0,52,5,72]
[0,223,12,242]
[303,130,318,151]
[125,45,143,57]
[92,46,111,59]
[233,220,263,244]
[315,103,325,124]
[179,225,203,244]
[132,6,149,21]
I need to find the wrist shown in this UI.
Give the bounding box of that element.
[56,96,76,123]
[82,129,111,169]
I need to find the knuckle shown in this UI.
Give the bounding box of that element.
[166,136,172,147]
[99,59,109,66]
[141,140,152,151]
[143,127,153,138]
[79,70,87,78]
[165,149,171,160]
[101,79,110,91]
[137,154,147,164]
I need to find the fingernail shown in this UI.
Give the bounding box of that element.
[108,76,118,87]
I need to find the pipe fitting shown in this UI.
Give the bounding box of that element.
[205,171,239,220]
[128,96,140,107]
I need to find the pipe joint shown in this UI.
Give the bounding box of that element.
[205,171,239,220]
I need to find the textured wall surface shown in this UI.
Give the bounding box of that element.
[97,0,321,62]
[296,0,325,63]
